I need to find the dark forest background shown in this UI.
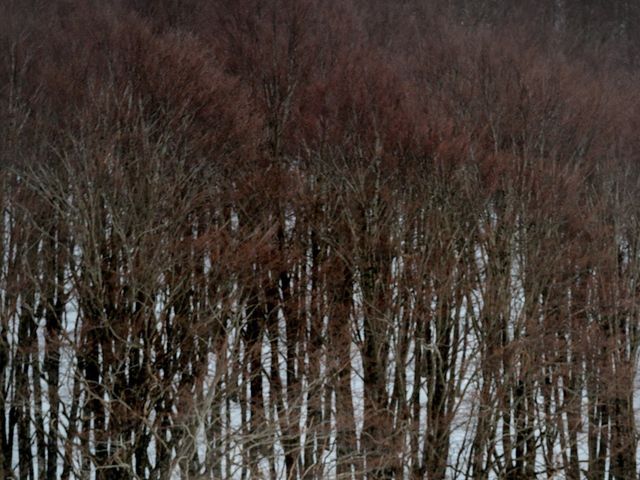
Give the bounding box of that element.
[3,0,640,478]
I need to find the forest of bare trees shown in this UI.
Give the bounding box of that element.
[3,0,640,478]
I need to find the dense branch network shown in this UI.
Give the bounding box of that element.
[1,0,640,479]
